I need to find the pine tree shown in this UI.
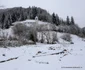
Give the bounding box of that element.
[1,14,5,29]
[4,15,10,29]
[60,19,66,25]
[11,13,16,22]
[56,14,60,25]
[71,16,75,25]
[66,16,70,25]
[52,13,56,25]
[32,7,37,19]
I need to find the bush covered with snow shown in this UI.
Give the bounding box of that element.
[12,23,37,45]
[57,24,82,36]
[61,33,71,42]
[37,31,58,44]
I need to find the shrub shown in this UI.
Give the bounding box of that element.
[57,24,82,37]
[52,32,58,44]
[12,23,29,37]
[28,26,37,43]
[8,36,18,41]
[61,33,71,42]
[81,27,85,37]
[40,31,58,44]
[12,23,37,44]
[40,33,44,43]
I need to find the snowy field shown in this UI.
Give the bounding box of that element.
[0,34,85,70]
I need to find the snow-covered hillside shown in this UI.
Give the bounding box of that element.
[0,33,85,70]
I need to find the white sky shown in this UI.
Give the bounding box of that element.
[0,0,85,28]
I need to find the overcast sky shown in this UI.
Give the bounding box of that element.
[0,0,85,28]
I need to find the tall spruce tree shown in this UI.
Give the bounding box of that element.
[56,14,60,25]
[71,16,75,25]
[52,13,56,25]
[66,16,70,25]
[1,14,5,29]
[32,7,37,19]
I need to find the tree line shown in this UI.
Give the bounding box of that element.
[52,13,75,26]
[0,6,75,29]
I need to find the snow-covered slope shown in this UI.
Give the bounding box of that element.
[12,19,49,25]
[0,33,85,70]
